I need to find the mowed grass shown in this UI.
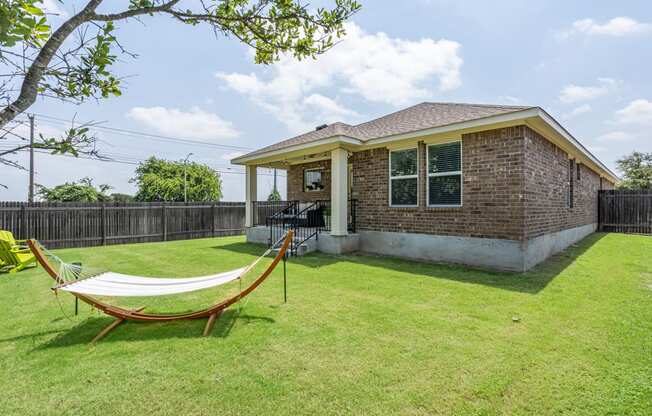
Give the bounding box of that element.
[0,233,651,416]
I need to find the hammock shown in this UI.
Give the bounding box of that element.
[57,268,248,297]
[27,230,293,343]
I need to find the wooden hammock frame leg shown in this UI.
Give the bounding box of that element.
[202,310,223,337]
[91,307,145,344]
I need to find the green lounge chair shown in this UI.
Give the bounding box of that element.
[0,230,28,249]
[0,237,37,273]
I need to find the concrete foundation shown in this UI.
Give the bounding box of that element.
[359,223,596,272]
[245,226,270,245]
[522,223,596,270]
[359,230,525,271]
[245,223,597,271]
[317,232,360,254]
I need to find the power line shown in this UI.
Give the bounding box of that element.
[3,137,284,176]
[18,113,255,152]
[2,123,255,172]
[12,148,286,177]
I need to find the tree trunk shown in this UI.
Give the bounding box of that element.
[0,0,104,128]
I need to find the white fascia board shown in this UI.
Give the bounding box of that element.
[231,135,361,165]
[535,108,619,181]
[233,107,618,182]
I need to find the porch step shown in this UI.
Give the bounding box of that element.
[270,237,317,256]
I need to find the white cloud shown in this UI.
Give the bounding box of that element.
[5,119,62,142]
[562,104,592,120]
[615,99,652,124]
[127,106,239,140]
[559,78,621,104]
[498,95,522,105]
[587,145,607,154]
[41,0,68,17]
[221,151,244,161]
[216,22,463,133]
[595,131,632,142]
[559,17,652,38]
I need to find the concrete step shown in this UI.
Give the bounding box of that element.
[270,237,317,256]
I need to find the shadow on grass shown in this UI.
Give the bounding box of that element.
[0,329,65,344]
[214,241,273,256]
[219,233,606,295]
[33,309,275,350]
[362,233,605,294]
[30,233,605,347]
[215,241,341,268]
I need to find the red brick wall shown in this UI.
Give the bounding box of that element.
[284,125,612,241]
[287,160,331,201]
[350,126,527,240]
[523,127,603,238]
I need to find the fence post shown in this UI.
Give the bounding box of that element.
[101,203,107,245]
[162,203,168,241]
[211,203,216,237]
[20,204,27,239]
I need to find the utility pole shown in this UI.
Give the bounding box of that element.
[273,168,277,194]
[183,152,193,203]
[28,114,35,204]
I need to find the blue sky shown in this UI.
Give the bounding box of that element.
[2,0,651,201]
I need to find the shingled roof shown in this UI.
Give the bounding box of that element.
[237,102,535,160]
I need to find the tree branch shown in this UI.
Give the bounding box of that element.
[0,0,105,128]
[90,0,181,21]
[0,144,31,157]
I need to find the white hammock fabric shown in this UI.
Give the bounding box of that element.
[42,233,285,298]
[59,267,247,297]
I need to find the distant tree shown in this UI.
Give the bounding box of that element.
[267,189,281,201]
[131,157,222,202]
[0,0,361,186]
[109,193,135,203]
[616,151,652,189]
[37,177,111,202]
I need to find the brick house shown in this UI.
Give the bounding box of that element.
[233,103,617,271]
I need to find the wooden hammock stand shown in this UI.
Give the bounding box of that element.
[26,230,293,344]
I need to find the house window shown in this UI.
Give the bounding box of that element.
[389,148,418,206]
[427,141,462,206]
[304,169,325,192]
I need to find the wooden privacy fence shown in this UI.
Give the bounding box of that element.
[598,190,652,235]
[0,201,245,249]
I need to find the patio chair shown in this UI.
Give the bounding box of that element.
[306,205,325,228]
[0,230,28,249]
[0,238,37,273]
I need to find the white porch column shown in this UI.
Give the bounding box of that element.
[245,165,257,227]
[331,148,348,236]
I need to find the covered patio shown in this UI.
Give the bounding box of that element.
[237,146,360,253]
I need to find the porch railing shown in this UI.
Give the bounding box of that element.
[316,199,357,234]
[263,199,357,255]
[252,200,297,227]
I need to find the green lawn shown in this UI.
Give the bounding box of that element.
[1,233,651,415]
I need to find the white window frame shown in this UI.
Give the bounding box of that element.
[303,168,325,192]
[389,147,419,207]
[427,140,463,208]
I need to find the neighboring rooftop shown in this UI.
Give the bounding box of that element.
[236,102,534,160]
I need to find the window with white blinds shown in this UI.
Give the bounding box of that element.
[427,141,462,206]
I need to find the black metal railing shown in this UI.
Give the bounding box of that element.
[264,199,357,255]
[316,199,357,233]
[252,200,297,226]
